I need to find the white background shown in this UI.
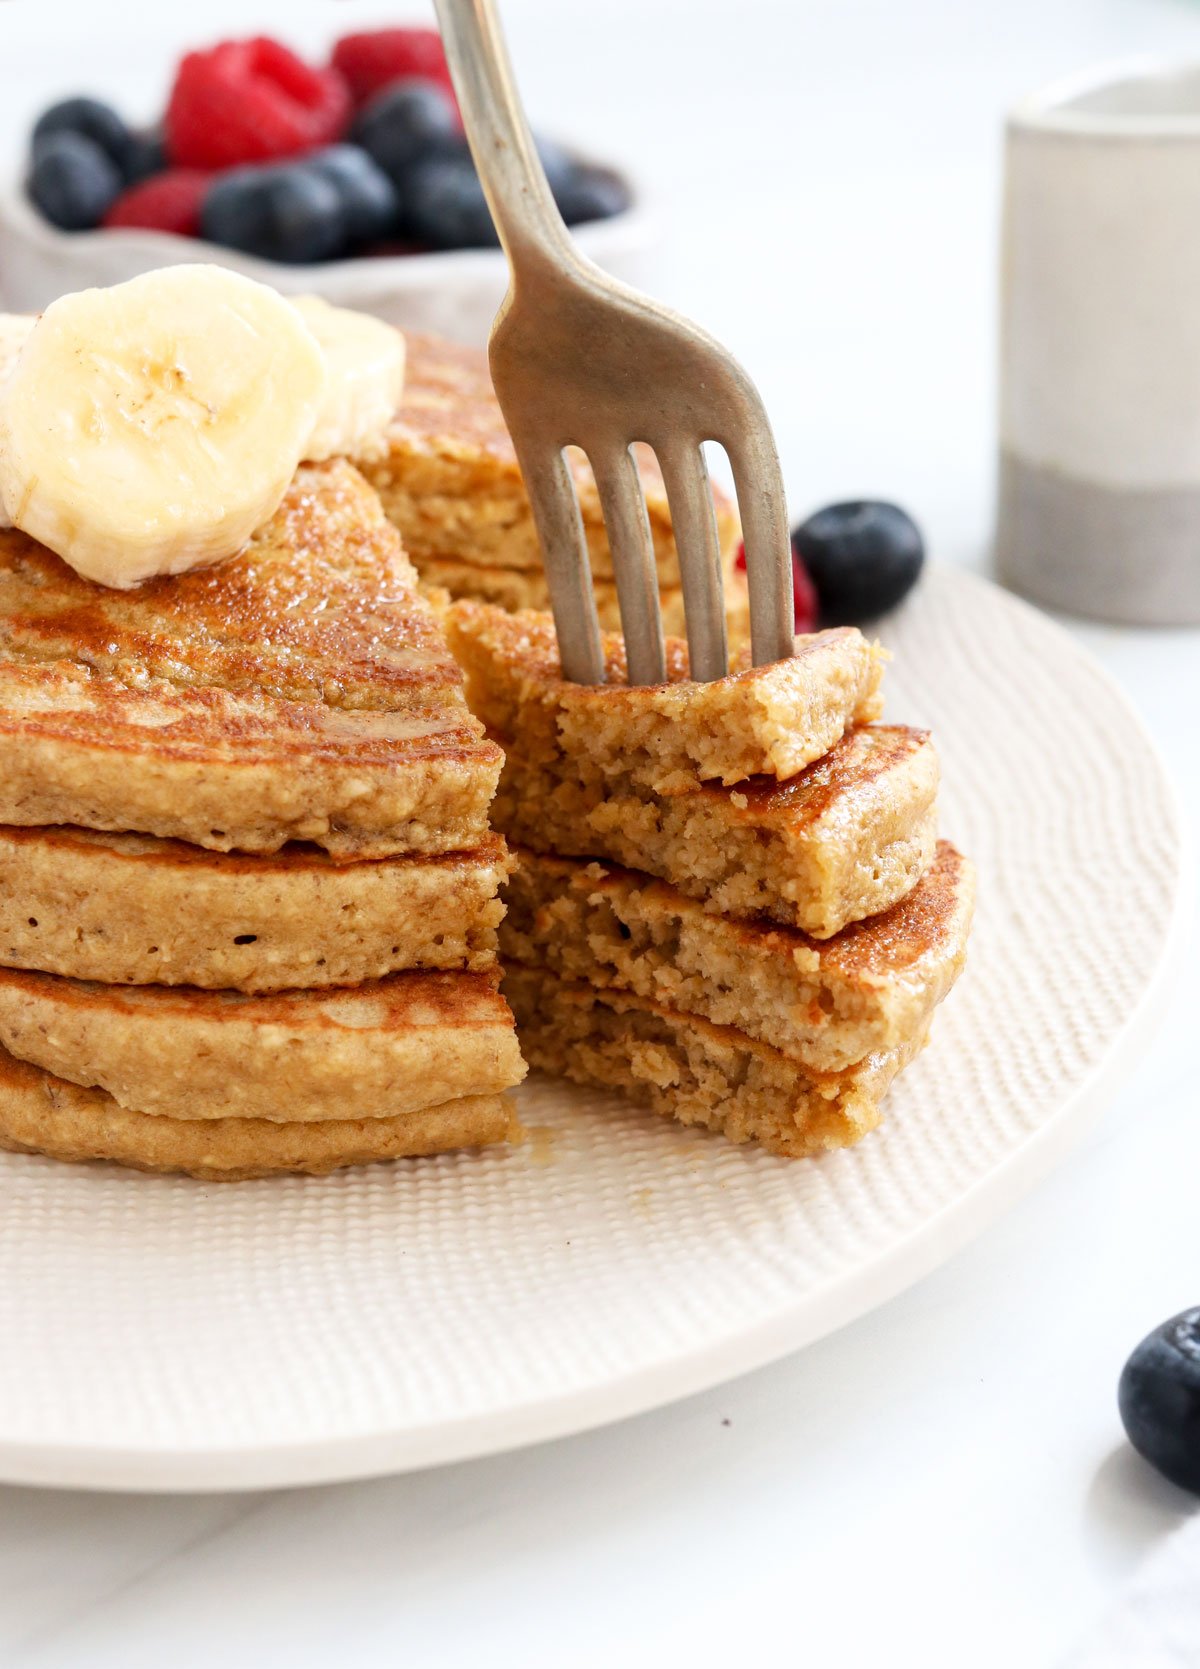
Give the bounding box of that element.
[0,1,1197,1665]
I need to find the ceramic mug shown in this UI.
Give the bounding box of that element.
[997,59,1200,624]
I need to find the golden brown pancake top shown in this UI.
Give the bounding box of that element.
[0,459,469,712]
[711,726,932,825]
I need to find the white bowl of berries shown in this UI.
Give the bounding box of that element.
[0,28,651,344]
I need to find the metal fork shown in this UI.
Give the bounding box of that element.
[433,0,794,685]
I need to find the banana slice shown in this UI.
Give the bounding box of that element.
[0,315,36,530]
[0,313,35,379]
[293,295,405,462]
[0,266,326,588]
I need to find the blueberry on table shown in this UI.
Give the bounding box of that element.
[28,131,122,230]
[791,500,924,626]
[305,145,398,245]
[32,96,133,173]
[200,165,348,264]
[352,79,460,189]
[553,163,633,226]
[406,154,499,248]
[1119,1307,1200,1496]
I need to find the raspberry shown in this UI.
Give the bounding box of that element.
[791,544,818,632]
[331,28,456,109]
[166,38,350,170]
[734,540,818,633]
[103,170,211,237]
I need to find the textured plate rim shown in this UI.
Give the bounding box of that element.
[0,569,1189,1494]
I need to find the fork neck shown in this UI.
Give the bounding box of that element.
[433,0,578,273]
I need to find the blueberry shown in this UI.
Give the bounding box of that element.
[531,134,577,198]
[200,165,348,264]
[121,126,168,186]
[553,163,632,226]
[27,131,122,230]
[406,154,498,249]
[32,96,132,173]
[352,80,460,190]
[305,145,398,246]
[533,138,631,222]
[791,501,924,626]
[1119,1308,1200,1496]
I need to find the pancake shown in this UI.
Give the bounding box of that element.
[446,600,884,791]
[504,965,928,1160]
[358,332,742,588]
[0,965,526,1123]
[0,825,510,989]
[0,459,501,857]
[417,553,683,638]
[0,1047,519,1180]
[412,554,750,644]
[500,841,974,1071]
[492,725,939,938]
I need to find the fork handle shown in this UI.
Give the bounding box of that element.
[433,0,575,272]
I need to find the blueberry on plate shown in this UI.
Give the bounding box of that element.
[1119,1307,1200,1495]
[28,131,122,230]
[352,80,461,190]
[791,500,924,627]
[405,153,498,248]
[32,96,133,173]
[553,163,632,226]
[200,165,348,265]
[305,145,398,245]
[121,126,168,186]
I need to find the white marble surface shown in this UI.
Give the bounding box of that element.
[0,0,1197,1664]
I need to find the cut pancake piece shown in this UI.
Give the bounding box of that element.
[0,825,510,990]
[0,460,501,857]
[494,725,939,938]
[501,841,974,1072]
[0,965,526,1123]
[357,332,741,587]
[446,601,884,791]
[504,965,927,1160]
[0,1048,519,1180]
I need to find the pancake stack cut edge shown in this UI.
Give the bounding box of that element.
[446,600,974,1161]
[0,459,526,1180]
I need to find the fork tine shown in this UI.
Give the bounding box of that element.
[590,446,666,685]
[657,441,728,681]
[512,441,605,684]
[724,426,795,667]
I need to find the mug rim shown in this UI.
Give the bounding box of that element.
[1010,54,1200,138]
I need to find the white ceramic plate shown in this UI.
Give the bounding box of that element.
[0,565,1185,1493]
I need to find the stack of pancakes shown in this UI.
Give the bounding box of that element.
[447,603,974,1158]
[0,461,525,1180]
[358,334,749,640]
